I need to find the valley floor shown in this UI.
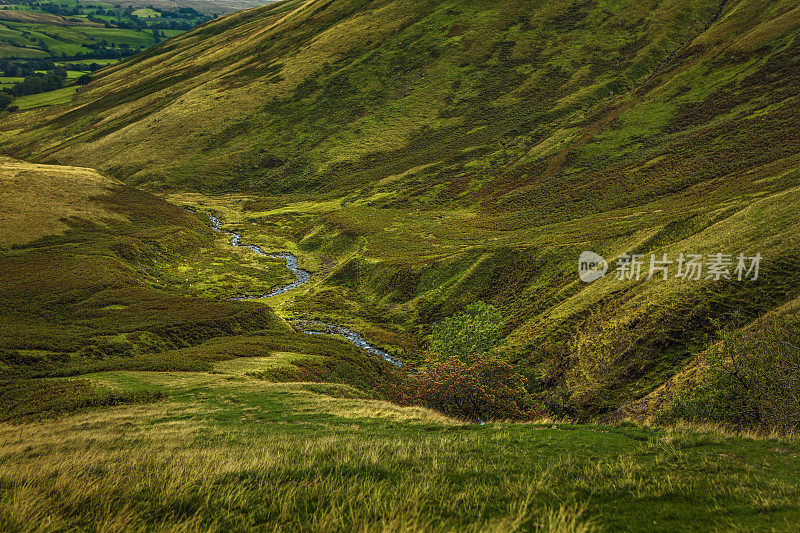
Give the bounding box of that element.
[1,366,799,532]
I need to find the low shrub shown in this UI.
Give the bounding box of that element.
[664,317,800,433]
[0,378,165,422]
[412,353,531,422]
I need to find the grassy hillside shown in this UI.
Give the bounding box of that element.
[1,3,800,528]
[0,156,125,246]
[0,158,400,407]
[0,0,734,189]
[2,368,800,532]
[0,157,268,371]
[2,0,799,421]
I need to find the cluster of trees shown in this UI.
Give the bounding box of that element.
[1,48,143,62]
[88,16,195,31]
[60,62,104,72]
[1,1,216,62]
[23,2,84,16]
[1,59,102,77]
[141,19,193,30]
[2,59,51,76]
[4,71,65,96]
[0,63,91,111]
[161,7,204,19]
[67,46,143,60]
[18,1,204,20]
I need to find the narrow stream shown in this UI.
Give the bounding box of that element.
[205,213,311,299]
[201,211,402,367]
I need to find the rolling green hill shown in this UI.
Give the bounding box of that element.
[2,0,800,418]
[2,1,800,529]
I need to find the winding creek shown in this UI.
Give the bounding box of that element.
[202,212,402,367]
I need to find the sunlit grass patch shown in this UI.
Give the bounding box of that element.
[0,157,124,247]
[79,370,454,424]
[152,244,294,300]
[1,369,800,531]
[14,86,78,109]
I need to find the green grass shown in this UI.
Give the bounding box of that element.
[0,158,405,410]
[151,233,296,300]
[55,58,118,66]
[77,26,157,47]
[1,369,799,531]
[14,85,78,109]
[0,0,728,187]
[0,159,268,376]
[0,43,47,58]
[0,3,799,527]
[0,377,164,422]
[0,0,799,485]
[0,75,22,89]
[131,8,160,18]
[155,154,800,415]
[160,29,184,38]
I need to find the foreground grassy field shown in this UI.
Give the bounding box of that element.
[1,368,799,532]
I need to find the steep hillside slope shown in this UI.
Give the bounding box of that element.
[2,0,800,418]
[2,0,732,191]
[0,158,276,371]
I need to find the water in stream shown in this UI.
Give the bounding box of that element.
[206,213,311,299]
[201,211,401,367]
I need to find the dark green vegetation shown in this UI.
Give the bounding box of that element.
[3,0,800,425]
[408,302,531,422]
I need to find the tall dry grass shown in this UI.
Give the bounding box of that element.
[0,398,594,532]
